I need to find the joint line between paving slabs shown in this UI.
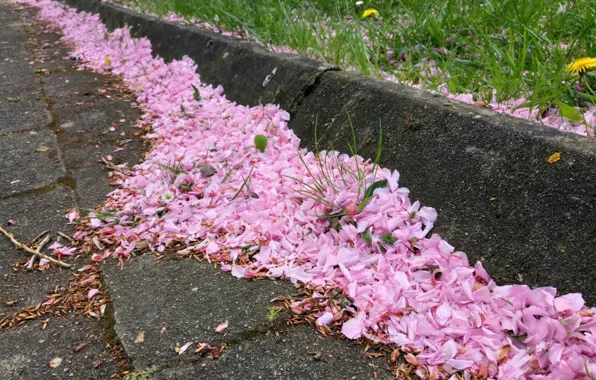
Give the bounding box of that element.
[18,11,82,208]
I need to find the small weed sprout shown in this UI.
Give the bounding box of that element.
[267,306,282,321]
[122,366,161,380]
[231,165,255,201]
[285,113,384,218]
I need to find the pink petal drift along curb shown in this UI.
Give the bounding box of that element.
[16,0,596,378]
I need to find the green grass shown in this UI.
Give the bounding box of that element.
[117,0,596,113]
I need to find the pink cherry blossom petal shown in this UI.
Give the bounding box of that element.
[215,321,228,333]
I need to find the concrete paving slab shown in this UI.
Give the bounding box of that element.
[72,165,117,209]
[0,316,118,379]
[0,23,28,47]
[103,255,295,369]
[62,139,145,170]
[43,70,114,109]
[0,101,51,134]
[0,60,38,87]
[0,186,76,315]
[0,11,19,26]
[64,140,145,209]
[54,100,140,148]
[0,129,65,196]
[155,324,392,380]
[0,2,147,378]
[0,82,41,101]
[0,79,51,134]
[34,53,77,73]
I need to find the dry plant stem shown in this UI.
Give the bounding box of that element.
[26,255,37,270]
[57,231,74,244]
[31,229,50,245]
[26,235,51,270]
[99,157,127,172]
[0,226,72,268]
[37,235,51,252]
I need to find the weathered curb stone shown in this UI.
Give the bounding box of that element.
[290,71,596,302]
[60,0,596,303]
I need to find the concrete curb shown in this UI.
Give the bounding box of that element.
[62,0,596,303]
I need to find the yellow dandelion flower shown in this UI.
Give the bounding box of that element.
[105,55,111,65]
[566,57,596,75]
[362,8,379,18]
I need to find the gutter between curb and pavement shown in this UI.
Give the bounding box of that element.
[61,0,596,304]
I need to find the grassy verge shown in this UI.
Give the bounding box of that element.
[116,0,596,130]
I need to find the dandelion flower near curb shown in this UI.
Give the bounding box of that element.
[361,8,379,18]
[162,191,175,203]
[566,57,596,75]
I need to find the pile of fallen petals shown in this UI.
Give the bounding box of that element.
[16,0,596,378]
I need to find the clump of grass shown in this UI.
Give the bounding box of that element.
[118,0,596,115]
[285,114,384,221]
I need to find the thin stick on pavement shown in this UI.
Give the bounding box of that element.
[0,226,72,268]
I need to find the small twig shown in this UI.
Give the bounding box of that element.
[27,235,52,270]
[37,235,51,252]
[99,157,128,172]
[25,256,36,270]
[57,231,74,244]
[31,229,50,245]
[92,236,105,250]
[0,226,72,268]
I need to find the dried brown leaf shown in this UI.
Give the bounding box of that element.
[75,343,88,352]
[49,357,62,368]
[391,348,400,362]
[134,331,144,343]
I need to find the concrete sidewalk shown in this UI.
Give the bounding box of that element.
[0,2,395,379]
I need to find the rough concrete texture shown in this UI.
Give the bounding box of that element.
[63,0,339,111]
[103,255,296,369]
[0,2,144,378]
[54,100,139,149]
[155,324,392,380]
[43,70,125,109]
[0,187,75,315]
[0,84,51,133]
[0,316,118,379]
[0,129,64,196]
[61,0,596,304]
